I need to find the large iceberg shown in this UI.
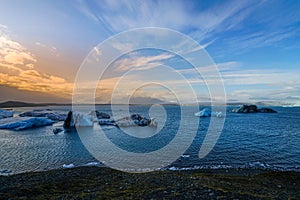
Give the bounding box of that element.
[115,114,158,127]
[19,110,66,121]
[194,108,224,118]
[230,105,277,113]
[0,117,53,130]
[0,109,14,119]
[63,111,96,128]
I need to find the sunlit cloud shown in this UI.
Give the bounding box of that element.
[0,32,36,67]
[113,53,173,71]
[1,1,299,104]
[0,28,73,99]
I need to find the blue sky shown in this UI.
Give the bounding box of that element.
[0,0,300,104]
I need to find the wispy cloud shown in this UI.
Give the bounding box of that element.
[0,24,8,29]
[0,31,37,67]
[76,0,254,36]
[113,53,173,71]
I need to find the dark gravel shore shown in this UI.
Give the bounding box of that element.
[0,167,299,199]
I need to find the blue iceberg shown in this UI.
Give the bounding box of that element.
[0,109,14,119]
[194,108,224,118]
[0,117,53,130]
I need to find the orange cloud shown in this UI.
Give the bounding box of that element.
[0,28,73,99]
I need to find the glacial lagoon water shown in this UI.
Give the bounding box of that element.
[0,105,299,174]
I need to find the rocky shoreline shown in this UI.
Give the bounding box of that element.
[0,166,299,199]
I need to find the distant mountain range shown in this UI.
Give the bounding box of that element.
[0,100,295,108]
[0,101,47,108]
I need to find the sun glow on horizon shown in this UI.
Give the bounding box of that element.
[0,1,299,105]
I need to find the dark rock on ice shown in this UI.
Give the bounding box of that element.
[257,108,277,113]
[63,111,95,129]
[95,111,110,119]
[116,114,157,127]
[53,128,63,134]
[231,105,258,113]
[99,119,116,126]
[231,105,277,113]
[63,111,73,129]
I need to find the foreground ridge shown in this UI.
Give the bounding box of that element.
[0,166,299,199]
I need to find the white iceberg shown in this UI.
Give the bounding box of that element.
[0,117,53,130]
[194,108,211,117]
[63,163,75,168]
[194,108,224,118]
[0,109,14,119]
[83,162,100,166]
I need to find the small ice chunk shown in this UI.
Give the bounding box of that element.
[63,164,75,168]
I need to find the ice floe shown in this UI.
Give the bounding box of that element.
[0,109,14,119]
[116,114,158,127]
[180,154,190,158]
[0,117,53,130]
[19,110,66,121]
[63,163,75,168]
[83,162,100,166]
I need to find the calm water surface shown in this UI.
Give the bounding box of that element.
[0,105,299,174]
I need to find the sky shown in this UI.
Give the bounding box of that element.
[0,0,300,105]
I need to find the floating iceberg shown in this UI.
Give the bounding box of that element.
[194,108,211,117]
[19,110,66,121]
[83,162,100,166]
[194,108,224,118]
[0,109,14,119]
[63,163,75,168]
[95,111,111,119]
[230,105,277,113]
[116,114,158,127]
[63,111,96,128]
[99,119,116,126]
[0,117,53,130]
[63,111,158,128]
